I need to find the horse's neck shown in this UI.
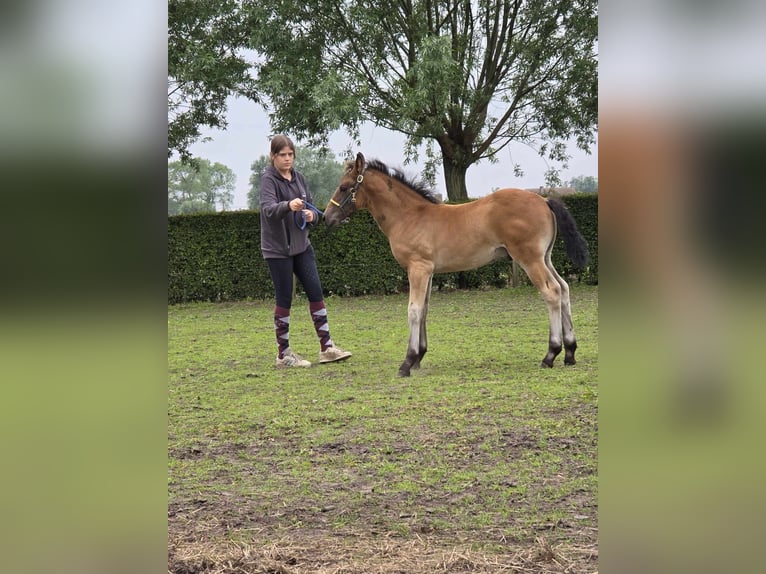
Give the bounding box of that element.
[363,173,426,233]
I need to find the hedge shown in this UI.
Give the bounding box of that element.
[168,194,597,304]
[550,193,598,285]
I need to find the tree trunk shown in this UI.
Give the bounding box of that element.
[442,160,469,203]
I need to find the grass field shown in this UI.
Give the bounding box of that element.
[168,285,598,573]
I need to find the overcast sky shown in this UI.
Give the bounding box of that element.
[189,95,598,210]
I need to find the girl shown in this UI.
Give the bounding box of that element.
[259,135,352,367]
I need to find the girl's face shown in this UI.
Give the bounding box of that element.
[272,146,295,173]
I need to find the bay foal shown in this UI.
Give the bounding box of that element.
[324,153,589,377]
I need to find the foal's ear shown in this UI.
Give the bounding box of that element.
[355,152,365,173]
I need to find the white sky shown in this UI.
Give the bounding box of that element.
[189,95,598,210]
[600,0,766,113]
[0,0,165,155]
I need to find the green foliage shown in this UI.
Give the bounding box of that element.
[295,147,346,208]
[168,212,272,303]
[569,174,598,193]
[552,193,598,284]
[247,146,345,210]
[250,0,598,201]
[168,158,236,214]
[168,0,260,161]
[246,156,270,210]
[310,213,408,296]
[168,194,597,303]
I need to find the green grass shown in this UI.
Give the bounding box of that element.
[168,285,598,566]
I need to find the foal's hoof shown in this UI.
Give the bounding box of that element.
[540,359,554,369]
[564,357,577,366]
[398,369,411,378]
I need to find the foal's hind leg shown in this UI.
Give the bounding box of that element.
[546,258,578,365]
[522,260,564,368]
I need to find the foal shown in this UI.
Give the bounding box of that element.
[324,153,590,377]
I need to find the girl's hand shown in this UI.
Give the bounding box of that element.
[289,198,304,211]
[302,209,314,223]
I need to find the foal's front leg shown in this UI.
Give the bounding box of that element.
[411,275,433,370]
[399,268,432,377]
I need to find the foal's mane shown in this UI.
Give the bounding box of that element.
[364,158,442,204]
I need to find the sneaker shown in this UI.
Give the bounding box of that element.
[318,346,352,364]
[275,348,312,368]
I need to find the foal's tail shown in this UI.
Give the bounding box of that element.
[546,198,590,269]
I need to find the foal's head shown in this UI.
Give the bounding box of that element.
[324,152,441,227]
[324,152,368,228]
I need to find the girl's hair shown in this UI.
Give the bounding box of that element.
[269,134,296,165]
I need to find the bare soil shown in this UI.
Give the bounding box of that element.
[168,426,597,573]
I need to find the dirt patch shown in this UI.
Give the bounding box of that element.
[169,412,598,571]
[168,533,598,574]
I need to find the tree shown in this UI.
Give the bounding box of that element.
[250,0,597,201]
[247,147,345,210]
[247,155,270,210]
[168,0,260,161]
[168,159,236,214]
[568,174,597,193]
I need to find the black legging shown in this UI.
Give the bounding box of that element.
[265,245,324,309]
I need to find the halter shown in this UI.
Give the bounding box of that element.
[329,165,367,218]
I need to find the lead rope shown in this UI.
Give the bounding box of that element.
[294,201,325,230]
